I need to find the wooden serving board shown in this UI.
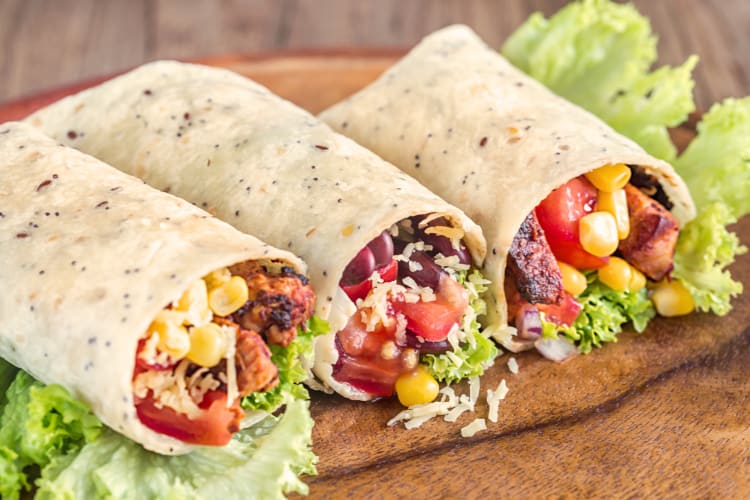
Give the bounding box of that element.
[2,52,749,498]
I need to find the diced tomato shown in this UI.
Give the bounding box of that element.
[393,274,468,342]
[535,176,608,270]
[341,259,398,302]
[337,309,397,358]
[332,351,400,397]
[536,292,583,326]
[135,390,243,446]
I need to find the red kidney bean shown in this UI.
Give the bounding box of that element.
[404,332,452,353]
[413,215,471,265]
[341,246,376,286]
[420,232,471,265]
[367,230,394,268]
[398,250,446,290]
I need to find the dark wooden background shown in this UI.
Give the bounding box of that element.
[1,0,748,109]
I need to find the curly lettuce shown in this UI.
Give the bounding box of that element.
[502,0,696,162]
[243,316,329,412]
[670,98,750,314]
[0,363,317,500]
[674,98,750,219]
[34,399,316,500]
[0,368,103,500]
[543,278,655,354]
[424,270,498,383]
[504,0,748,320]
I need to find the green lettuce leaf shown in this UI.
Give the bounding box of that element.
[673,203,746,315]
[0,366,316,500]
[502,0,696,161]
[35,398,316,500]
[424,270,498,383]
[674,97,750,218]
[0,359,19,406]
[544,278,656,354]
[243,316,329,412]
[0,371,103,500]
[669,98,750,314]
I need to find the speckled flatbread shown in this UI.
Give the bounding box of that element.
[25,61,487,399]
[0,122,306,454]
[320,25,696,337]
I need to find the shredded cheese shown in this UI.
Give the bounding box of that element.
[486,379,509,423]
[223,325,238,408]
[460,418,486,437]
[507,357,519,374]
[133,360,203,419]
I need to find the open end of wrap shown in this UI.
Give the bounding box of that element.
[500,162,694,356]
[314,212,493,402]
[133,259,315,447]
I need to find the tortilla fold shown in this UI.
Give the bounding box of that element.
[319,25,696,342]
[25,61,487,400]
[0,122,306,454]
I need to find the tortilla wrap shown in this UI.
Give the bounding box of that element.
[0,122,306,454]
[320,25,696,339]
[25,61,487,400]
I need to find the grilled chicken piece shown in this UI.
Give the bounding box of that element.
[213,317,279,396]
[507,212,564,305]
[229,262,316,347]
[618,184,680,281]
[235,327,279,396]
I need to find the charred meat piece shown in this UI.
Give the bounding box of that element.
[234,327,279,396]
[212,317,279,396]
[507,212,564,305]
[229,262,316,347]
[619,184,680,281]
[628,166,673,211]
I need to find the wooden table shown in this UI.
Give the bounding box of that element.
[1,0,748,110]
[2,1,749,498]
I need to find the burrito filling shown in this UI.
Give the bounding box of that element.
[332,215,492,404]
[506,163,692,354]
[133,263,315,445]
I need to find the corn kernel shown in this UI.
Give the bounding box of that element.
[395,365,439,407]
[174,279,212,327]
[651,280,695,317]
[597,188,630,240]
[150,317,190,360]
[585,163,631,192]
[628,267,647,292]
[203,267,232,291]
[558,261,587,295]
[579,211,619,257]
[597,256,632,292]
[187,323,227,367]
[208,276,249,316]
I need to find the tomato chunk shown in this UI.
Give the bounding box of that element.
[536,292,583,326]
[341,259,398,302]
[535,176,608,270]
[393,274,468,342]
[135,390,243,446]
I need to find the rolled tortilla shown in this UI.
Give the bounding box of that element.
[320,25,696,341]
[25,61,487,400]
[0,122,307,454]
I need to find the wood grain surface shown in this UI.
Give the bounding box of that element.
[3,52,747,498]
[1,0,749,111]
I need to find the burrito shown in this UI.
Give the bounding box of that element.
[0,121,316,455]
[26,61,494,404]
[320,25,697,355]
